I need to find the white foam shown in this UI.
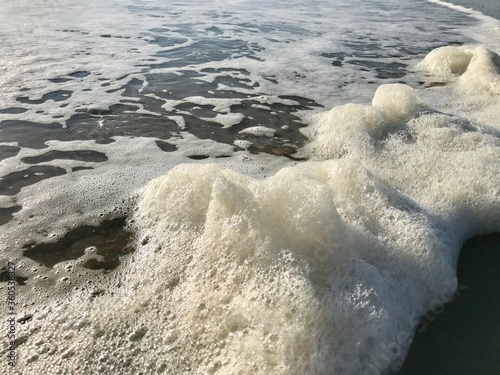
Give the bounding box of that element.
[418,44,500,128]
[167,115,187,129]
[239,126,277,137]
[125,86,499,375]
[234,139,253,149]
[7,71,499,374]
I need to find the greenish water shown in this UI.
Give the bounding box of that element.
[398,233,500,375]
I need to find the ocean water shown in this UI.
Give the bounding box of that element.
[0,0,499,374]
[442,0,500,19]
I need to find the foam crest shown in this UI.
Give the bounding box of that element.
[372,84,423,122]
[132,160,416,374]
[418,46,475,74]
[418,45,500,94]
[300,104,388,159]
[461,45,500,93]
[300,84,422,159]
[417,44,500,130]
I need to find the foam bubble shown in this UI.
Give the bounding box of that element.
[299,103,388,159]
[418,45,500,93]
[372,84,423,121]
[418,45,500,128]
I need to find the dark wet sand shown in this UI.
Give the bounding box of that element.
[398,233,500,375]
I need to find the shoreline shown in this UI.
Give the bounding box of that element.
[398,233,500,374]
[440,0,500,19]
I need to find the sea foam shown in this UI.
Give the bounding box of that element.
[127,78,499,374]
[8,46,499,374]
[1,1,500,374]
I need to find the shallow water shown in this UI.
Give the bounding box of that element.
[0,0,499,374]
[443,0,500,19]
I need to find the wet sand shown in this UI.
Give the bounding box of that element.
[398,233,500,375]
